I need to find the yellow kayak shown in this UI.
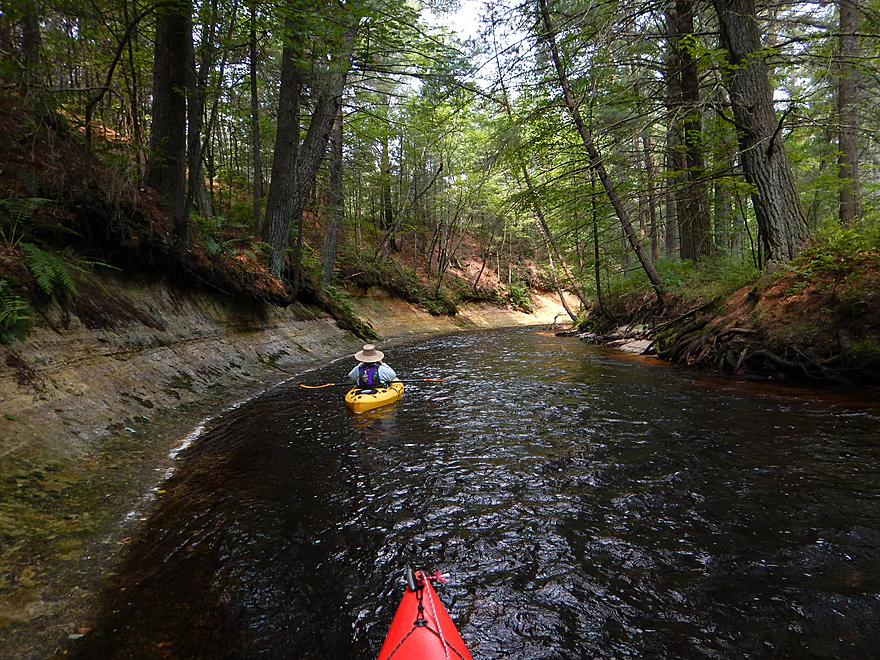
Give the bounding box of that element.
[345,379,404,413]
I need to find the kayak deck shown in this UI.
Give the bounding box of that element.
[377,570,472,660]
[345,379,404,413]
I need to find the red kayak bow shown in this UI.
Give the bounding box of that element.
[377,569,473,660]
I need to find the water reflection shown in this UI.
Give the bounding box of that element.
[70,328,880,659]
[350,405,401,435]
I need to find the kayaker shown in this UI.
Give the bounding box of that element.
[348,344,397,388]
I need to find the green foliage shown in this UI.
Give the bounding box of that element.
[190,212,269,269]
[349,258,459,316]
[19,242,80,306]
[13,0,880,340]
[296,240,323,282]
[0,200,118,342]
[805,224,880,262]
[843,341,880,370]
[783,225,880,303]
[602,263,652,300]
[656,255,760,302]
[507,284,534,313]
[422,293,458,316]
[0,198,54,248]
[324,285,379,341]
[0,279,31,344]
[533,266,559,292]
[604,254,759,309]
[191,213,249,258]
[445,276,507,307]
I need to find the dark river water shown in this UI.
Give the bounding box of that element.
[69,327,880,659]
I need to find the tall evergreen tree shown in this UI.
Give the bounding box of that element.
[262,8,304,277]
[713,0,810,262]
[536,0,665,300]
[837,0,860,225]
[147,0,195,245]
[672,0,712,260]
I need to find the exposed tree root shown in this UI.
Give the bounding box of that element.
[573,288,878,387]
[655,308,855,384]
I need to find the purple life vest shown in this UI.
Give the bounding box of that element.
[358,364,381,388]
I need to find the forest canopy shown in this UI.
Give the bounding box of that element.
[1,0,879,340]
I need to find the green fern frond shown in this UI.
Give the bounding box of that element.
[0,198,54,248]
[81,259,120,270]
[0,279,31,343]
[20,242,78,305]
[42,223,83,238]
[2,197,53,223]
[204,237,221,256]
[54,259,78,296]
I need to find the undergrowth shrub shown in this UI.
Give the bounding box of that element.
[603,255,758,304]
[534,266,558,291]
[0,197,118,341]
[445,276,506,306]
[843,340,880,370]
[784,225,880,301]
[343,257,458,316]
[0,197,54,248]
[508,283,533,313]
[0,279,30,343]
[656,255,759,301]
[324,285,379,340]
[20,242,79,305]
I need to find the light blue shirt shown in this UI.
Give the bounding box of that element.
[348,363,397,386]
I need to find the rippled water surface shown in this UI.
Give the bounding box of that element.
[71,328,880,659]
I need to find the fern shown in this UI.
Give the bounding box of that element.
[81,258,119,271]
[0,197,54,248]
[20,242,79,305]
[0,279,31,343]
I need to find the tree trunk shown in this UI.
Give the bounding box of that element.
[492,19,590,312]
[194,3,239,223]
[0,12,13,64]
[288,17,359,294]
[712,89,738,253]
[637,137,648,240]
[262,14,302,277]
[641,129,660,262]
[147,0,194,246]
[838,0,860,225]
[713,0,810,262]
[183,0,211,239]
[523,166,590,312]
[124,0,144,177]
[713,160,735,253]
[591,169,608,316]
[539,224,577,321]
[674,0,712,261]
[379,133,396,249]
[321,107,344,287]
[19,5,45,110]
[537,0,664,301]
[84,9,149,178]
[665,8,683,258]
[250,3,263,233]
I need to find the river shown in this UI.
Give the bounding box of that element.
[68,327,880,659]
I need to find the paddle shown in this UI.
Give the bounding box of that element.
[300,378,445,389]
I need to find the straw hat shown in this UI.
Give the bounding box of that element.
[354,344,384,363]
